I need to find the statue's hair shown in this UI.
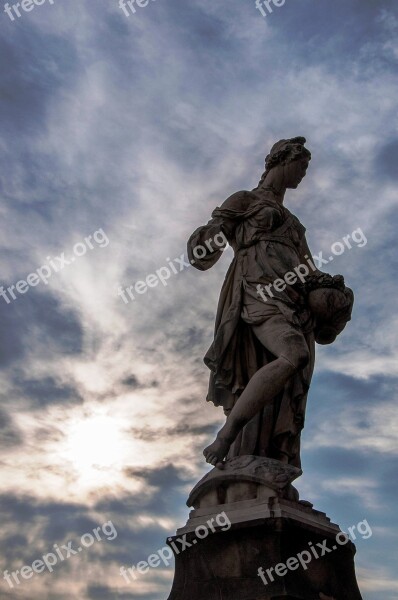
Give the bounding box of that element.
[256,136,311,188]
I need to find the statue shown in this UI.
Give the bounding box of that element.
[167,138,362,600]
[188,137,354,472]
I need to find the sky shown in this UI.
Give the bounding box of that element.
[0,0,397,598]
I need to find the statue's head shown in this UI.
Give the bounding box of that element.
[257,136,311,190]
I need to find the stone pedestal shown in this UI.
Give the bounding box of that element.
[166,458,363,600]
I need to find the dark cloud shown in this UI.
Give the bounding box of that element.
[0,291,83,369]
[376,459,398,508]
[124,463,191,489]
[303,447,372,477]
[32,426,64,443]
[0,26,77,138]
[376,138,398,181]
[130,422,216,442]
[95,465,194,532]
[121,375,158,389]
[300,449,396,540]
[0,495,101,567]
[0,408,23,448]
[267,0,398,75]
[11,375,82,409]
[308,371,397,409]
[173,326,206,353]
[122,375,140,388]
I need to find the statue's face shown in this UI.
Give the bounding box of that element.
[283,156,310,189]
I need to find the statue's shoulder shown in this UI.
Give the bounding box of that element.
[218,190,256,213]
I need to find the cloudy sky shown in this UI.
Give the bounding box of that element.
[0,0,397,598]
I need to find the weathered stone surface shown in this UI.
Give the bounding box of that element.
[187,456,302,509]
[187,137,354,469]
[167,498,362,600]
[171,138,361,600]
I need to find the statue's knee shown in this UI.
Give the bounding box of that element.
[282,346,310,371]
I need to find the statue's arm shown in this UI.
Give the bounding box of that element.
[187,191,247,271]
[187,215,233,271]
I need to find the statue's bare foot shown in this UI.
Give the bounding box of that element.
[203,437,231,469]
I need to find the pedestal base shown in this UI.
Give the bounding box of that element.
[166,497,362,600]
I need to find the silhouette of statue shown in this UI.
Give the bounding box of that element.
[188,137,353,470]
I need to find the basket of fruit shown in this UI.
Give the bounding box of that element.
[305,274,354,345]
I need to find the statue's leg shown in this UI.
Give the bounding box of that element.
[203,315,310,467]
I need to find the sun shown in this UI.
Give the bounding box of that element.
[61,413,130,486]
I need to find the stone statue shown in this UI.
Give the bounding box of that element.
[168,138,361,600]
[188,137,353,471]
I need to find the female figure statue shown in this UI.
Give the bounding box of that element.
[188,137,353,470]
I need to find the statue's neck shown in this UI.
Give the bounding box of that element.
[259,171,287,204]
[259,184,286,204]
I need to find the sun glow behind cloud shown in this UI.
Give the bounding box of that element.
[61,413,130,481]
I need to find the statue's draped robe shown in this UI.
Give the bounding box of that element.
[188,190,315,468]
